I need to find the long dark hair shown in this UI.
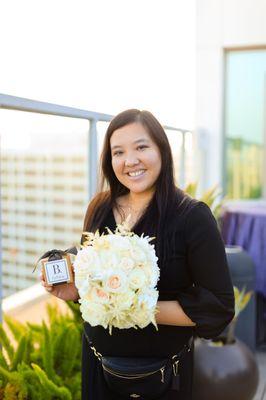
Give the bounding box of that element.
[83,109,192,262]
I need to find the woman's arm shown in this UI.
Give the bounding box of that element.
[175,202,235,338]
[156,300,196,327]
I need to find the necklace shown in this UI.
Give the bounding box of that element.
[116,201,150,225]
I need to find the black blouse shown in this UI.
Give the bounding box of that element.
[84,200,235,357]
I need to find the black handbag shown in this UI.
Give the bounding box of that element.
[84,331,193,399]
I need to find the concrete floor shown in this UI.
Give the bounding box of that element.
[254,351,266,400]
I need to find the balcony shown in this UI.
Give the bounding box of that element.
[1,93,265,399]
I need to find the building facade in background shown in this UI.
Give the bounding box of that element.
[1,151,88,297]
[196,0,266,199]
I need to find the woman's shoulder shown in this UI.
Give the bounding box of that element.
[173,188,199,217]
[182,198,218,236]
[172,189,214,226]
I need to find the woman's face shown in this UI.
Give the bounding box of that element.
[110,122,162,196]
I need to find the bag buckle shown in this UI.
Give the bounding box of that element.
[171,355,179,376]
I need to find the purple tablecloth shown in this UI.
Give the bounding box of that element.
[221,205,266,297]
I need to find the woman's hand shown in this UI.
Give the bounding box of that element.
[40,266,79,302]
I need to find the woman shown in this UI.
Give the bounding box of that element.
[42,109,235,399]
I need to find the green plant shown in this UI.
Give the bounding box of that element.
[226,286,253,344]
[208,286,253,347]
[0,301,83,400]
[184,182,226,221]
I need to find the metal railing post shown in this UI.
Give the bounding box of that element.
[179,131,186,188]
[88,119,98,200]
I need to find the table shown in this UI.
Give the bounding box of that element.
[221,203,266,298]
[221,202,266,347]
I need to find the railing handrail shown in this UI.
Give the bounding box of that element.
[0,93,113,122]
[0,93,190,132]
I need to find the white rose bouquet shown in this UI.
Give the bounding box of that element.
[73,217,160,334]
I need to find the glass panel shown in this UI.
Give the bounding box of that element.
[96,124,197,190]
[0,110,89,297]
[166,129,197,188]
[225,49,266,199]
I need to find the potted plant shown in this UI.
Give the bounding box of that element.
[192,286,259,400]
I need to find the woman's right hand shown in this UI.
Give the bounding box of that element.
[40,267,80,302]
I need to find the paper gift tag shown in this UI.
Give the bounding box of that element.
[42,254,74,285]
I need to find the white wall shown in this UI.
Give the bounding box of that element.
[196,0,266,192]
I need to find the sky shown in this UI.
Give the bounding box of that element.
[0,0,195,130]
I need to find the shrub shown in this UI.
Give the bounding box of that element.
[0,301,83,400]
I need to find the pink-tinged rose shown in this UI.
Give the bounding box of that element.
[89,287,110,303]
[104,271,127,293]
[96,288,109,300]
[108,275,121,290]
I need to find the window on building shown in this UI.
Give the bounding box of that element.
[224,48,266,199]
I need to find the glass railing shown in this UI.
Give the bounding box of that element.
[0,94,196,304]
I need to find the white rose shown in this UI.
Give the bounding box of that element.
[129,246,147,263]
[114,290,136,310]
[99,250,120,270]
[119,257,135,272]
[139,240,158,267]
[107,235,132,253]
[74,247,101,275]
[138,289,159,309]
[129,268,147,290]
[76,278,91,297]
[80,299,108,327]
[131,307,151,329]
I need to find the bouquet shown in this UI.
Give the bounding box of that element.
[73,217,160,334]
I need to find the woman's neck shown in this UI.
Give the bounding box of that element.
[125,190,154,210]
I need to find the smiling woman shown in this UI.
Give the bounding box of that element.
[110,121,162,221]
[42,109,234,400]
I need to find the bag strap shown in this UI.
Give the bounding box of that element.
[84,329,193,363]
[84,330,103,361]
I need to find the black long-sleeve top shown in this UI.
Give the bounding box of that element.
[84,200,235,357]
